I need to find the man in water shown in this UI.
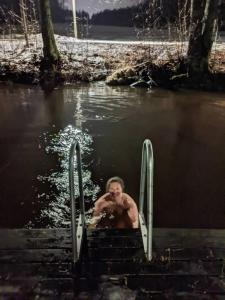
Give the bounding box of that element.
[92,177,139,229]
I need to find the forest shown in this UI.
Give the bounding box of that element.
[91,0,225,30]
[1,0,224,29]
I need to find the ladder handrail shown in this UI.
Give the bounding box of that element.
[139,139,154,261]
[69,139,85,264]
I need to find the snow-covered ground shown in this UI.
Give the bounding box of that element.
[0,34,224,82]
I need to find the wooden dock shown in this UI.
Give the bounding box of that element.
[0,228,225,299]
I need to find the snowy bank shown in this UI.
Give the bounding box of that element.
[0,34,225,84]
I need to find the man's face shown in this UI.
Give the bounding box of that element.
[108,182,123,199]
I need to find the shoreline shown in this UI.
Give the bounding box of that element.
[0,35,225,90]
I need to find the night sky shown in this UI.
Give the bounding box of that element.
[62,0,144,15]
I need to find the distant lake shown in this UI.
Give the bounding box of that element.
[53,23,225,42]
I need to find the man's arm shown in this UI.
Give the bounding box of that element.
[89,194,109,228]
[93,193,110,216]
[123,193,139,228]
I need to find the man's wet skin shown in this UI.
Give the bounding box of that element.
[93,179,139,229]
[96,195,133,228]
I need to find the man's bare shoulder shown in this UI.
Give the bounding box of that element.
[123,193,135,200]
[123,193,136,207]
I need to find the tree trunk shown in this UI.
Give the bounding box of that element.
[39,0,60,91]
[187,0,218,77]
[39,0,60,64]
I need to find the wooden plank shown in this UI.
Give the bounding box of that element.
[0,237,71,250]
[153,239,225,249]
[80,260,225,276]
[87,237,225,251]
[0,290,74,300]
[77,274,225,295]
[87,228,225,239]
[0,263,71,278]
[124,274,225,294]
[0,277,74,294]
[153,247,225,260]
[87,247,145,260]
[0,228,71,239]
[87,228,140,238]
[136,291,225,300]
[88,228,225,246]
[0,229,71,250]
[1,235,224,251]
[153,228,225,238]
[153,228,225,249]
[0,228,224,250]
[2,244,222,264]
[86,246,225,261]
[0,228,224,240]
[88,238,142,248]
[0,249,72,263]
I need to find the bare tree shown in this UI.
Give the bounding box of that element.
[39,0,60,89]
[39,0,60,64]
[187,0,219,77]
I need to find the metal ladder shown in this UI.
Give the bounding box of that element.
[69,140,85,264]
[139,139,154,261]
[69,139,154,264]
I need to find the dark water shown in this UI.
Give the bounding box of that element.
[0,82,225,229]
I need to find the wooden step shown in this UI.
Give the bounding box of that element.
[136,291,225,300]
[87,228,141,238]
[76,285,225,300]
[87,235,143,248]
[0,249,72,263]
[83,247,225,262]
[0,262,72,278]
[80,260,224,276]
[78,274,225,294]
[0,229,72,250]
[0,277,74,298]
[124,273,225,293]
[153,247,225,261]
[0,228,224,299]
[87,246,145,260]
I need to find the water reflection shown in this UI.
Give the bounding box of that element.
[33,125,99,227]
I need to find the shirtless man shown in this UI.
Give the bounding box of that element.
[92,177,139,229]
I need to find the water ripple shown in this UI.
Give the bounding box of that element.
[29,125,99,228]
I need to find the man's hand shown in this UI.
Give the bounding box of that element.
[93,193,111,216]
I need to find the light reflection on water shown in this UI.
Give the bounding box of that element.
[32,83,141,228]
[30,125,99,228]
